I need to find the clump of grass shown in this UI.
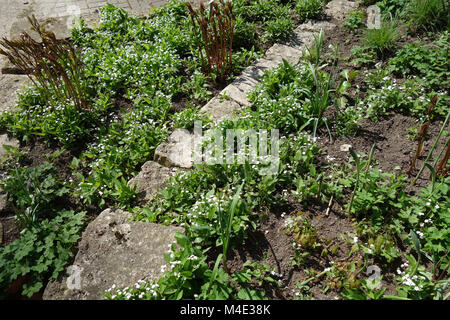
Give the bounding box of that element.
[407,0,449,32]
[186,0,235,83]
[363,20,400,58]
[0,15,88,110]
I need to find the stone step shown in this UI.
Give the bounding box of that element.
[43,208,183,300]
[199,96,243,123]
[154,129,194,169]
[325,0,359,21]
[127,160,176,201]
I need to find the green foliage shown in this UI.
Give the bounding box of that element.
[350,45,377,66]
[264,16,294,42]
[362,33,449,120]
[388,32,449,93]
[342,10,366,33]
[72,5,185,99]
[1,162,69,228]
[0,210,85,297]
[406,0,449,32]
[350,167,407,227]
[376,0,408,19]
[233,16,258,50]
[74,94,170,208]
[295,0,323,22]
[284,214,321,266]
[363,20,400,58]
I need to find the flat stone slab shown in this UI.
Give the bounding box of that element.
[43,208,183,300]
[264,44,303,65]
[220,75,259,106]
[0,134,20,158]
[199,96,243,122]
[241,58,278,81]
[9,14,100,42]
[154,129,194,168]
[287,27,317,51]
[127,161,173,201]
[298,20,337,32]
[0,193,8,214]
[0,74,28,113]
[325,0,359,21]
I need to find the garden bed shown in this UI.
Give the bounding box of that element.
[0,0,449,300]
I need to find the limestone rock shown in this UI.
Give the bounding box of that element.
[287,28,316,50]
[0,193,8,214]
[127,161,173,201]
[298,20,337,32]
[154,129,194,168]
[43,208,183,300]
[199,96,243,122]
[265,44,303,65]
[9,14,100,42]
[220,75,259,106]
[10,17,72,41]
[0,74,28,113]
[0,134,20,158]
[241,58,278,81]
[325,0,359,21]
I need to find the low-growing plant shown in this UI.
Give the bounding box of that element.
[406,0,449,32]
[363,19,400,58]
[263,16,294,43]
[0,210,85,297]
[1,162,69,229]
[233,16,257,50]
[295,0,323,23]
[376,0,408,19]
[284,214,321,266]
[342,10,366,33]
[349,45,377,66]
[218,183,244,272]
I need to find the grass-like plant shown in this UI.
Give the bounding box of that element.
[363,19,400,58]
[0,15,88,110]
[407,0,449,32]
[347,144,375,220]
[217,183,244,273]
[186,0,235,83]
